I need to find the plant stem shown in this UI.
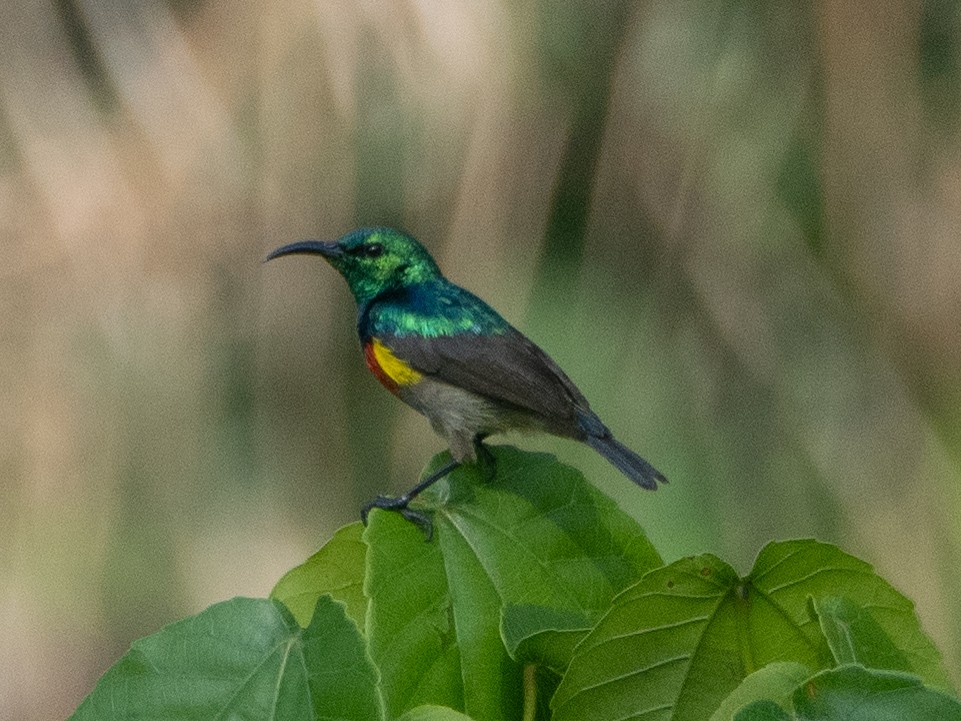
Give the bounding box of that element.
[522,664,537,721]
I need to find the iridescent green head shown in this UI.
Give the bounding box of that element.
[267,227,443,305]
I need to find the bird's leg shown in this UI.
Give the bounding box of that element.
[473,434,497,483]
[361,457,461,541]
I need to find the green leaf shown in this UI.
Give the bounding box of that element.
[364,511,465,717]
[553,553,738,721]
[553,539,949,721]
[431,447,663,614]
[751,541,949,689]
[364,446,662,720]
[793,665,961,720]
[438,510,525,719]
[734,701,793,721]
[271,521,367,630]
[811,596,909,671]
[397,706,479,721]
[501,604,592,674]
[301,595,385,719]
[70,596,383,721]
[711,663,810,721]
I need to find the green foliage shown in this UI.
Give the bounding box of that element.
[710,663,811,721]
[734,666,961,721]
[361,447,662,720]
[70,595,383,721]
[271,521,367,630]
[811,596,910,672]
[70,448,956,721]
[501,604,591,674]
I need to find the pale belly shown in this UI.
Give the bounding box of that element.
[397,377,543,462]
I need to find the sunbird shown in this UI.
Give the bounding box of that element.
[267,227,666,537]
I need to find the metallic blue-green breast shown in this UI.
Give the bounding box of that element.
[359,279,511,340]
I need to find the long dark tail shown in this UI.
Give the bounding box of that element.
[585,433,667,490]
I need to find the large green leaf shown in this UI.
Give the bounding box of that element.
[364,511,465,717]
[70,596,383,721]
[433,447,662,613]
[271,521,367,630]
[751,541,949,687]
[553,539,949,721]
[364,446,662,721]
[792,665,961,720]
[553,553,738,721]
[735,665,961,720]
[438,511,524,720]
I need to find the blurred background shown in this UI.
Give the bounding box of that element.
[2,0,961,717]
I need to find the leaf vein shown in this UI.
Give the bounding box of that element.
[564,653,691,698]
[762,566,876,595]
[443,505,586,612]
[213,632,299,721]
[583,615,711,653]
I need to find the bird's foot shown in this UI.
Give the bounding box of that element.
[361,495,434,541]
[360,457,461,542]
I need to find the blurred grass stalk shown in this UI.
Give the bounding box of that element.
[1,0,960,719]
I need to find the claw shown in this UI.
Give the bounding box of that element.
[399,507,434,541]
[361,494,434,541]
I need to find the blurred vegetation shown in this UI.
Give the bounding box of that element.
[1,1,960,719]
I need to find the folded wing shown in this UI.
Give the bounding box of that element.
[383,329,591,431]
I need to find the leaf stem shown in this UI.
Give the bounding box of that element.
[522,664,537,721]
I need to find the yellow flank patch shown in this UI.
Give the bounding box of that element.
[371,338,423,386]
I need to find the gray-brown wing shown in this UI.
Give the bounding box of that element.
[383,329,591,429]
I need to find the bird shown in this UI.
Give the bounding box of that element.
[267,227,666,538]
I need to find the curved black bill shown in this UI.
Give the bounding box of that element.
[265,240,343,262]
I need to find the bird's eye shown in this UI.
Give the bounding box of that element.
[347,243,384,258]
